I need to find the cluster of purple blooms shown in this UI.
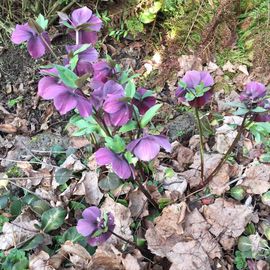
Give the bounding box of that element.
[11,6,269,247]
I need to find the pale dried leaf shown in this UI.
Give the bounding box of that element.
[176,145,194,171]
[128,190,148,218]
[222,61,236,73]
[203,198,255,250]
[145,203,187,257]
[167,241,211,270]
[102,196,133,243]
[242,162,270,194]
[29,250,51,270]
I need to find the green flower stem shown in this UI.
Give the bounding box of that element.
[197,112,249,190]
[195,108,205,184]
[132,105,142,139]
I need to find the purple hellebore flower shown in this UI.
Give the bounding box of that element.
[127,134,172,161]
[65,44,99,76]
[60,7,102,44]
[176,70,214,108]
[103,93,133,126]
[38,76,92,117]
[11,23,50,59]
[92,61,115,83]
[132,88,156,115]
[76,206,115,246]
[240,81,266,102]
[96,148,134,179]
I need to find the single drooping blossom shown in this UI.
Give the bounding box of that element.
[132,88,156,115]
[59,7,102,44]
[95,148,134,179]
[240,81,266,103]
[127,134,172,161]
[65,44,98,76]
[11,23,50,59]
[103,93,133,126]
[176,70,214,108]
[38,76,92,117]
[76,206,115,246]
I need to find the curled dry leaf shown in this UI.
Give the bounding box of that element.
[145,202,187,257]
[176,145,194,171]
[61,154,86,172]
[102,196,133,243]
[241,162,270,194]
[0,212,40,250]
[29,250,51,270]
[49,241,92,269]
[128,189,149,218]
[203,198,256,250]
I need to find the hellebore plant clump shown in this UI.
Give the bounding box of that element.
[11,6,270,249]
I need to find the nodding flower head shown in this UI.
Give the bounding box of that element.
[132,88,156,115]
[76,206,115,246]
[59,7,102,44]
[176,70,214,108]
[11,23,50,59]
[240,81,266,103]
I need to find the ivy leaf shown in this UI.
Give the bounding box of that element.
[55,65,78,89]
[140,104,162,127]
[125,80,136,98]
[99,173,121,191]
[55,168,73,184]
[41,207,67,233]
[36,14,48,30]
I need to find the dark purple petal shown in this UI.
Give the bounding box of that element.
[254,114,270,122]
[88,15,102,31]
[76,96,92,117]
[132,138,160,161]
[87,231,112,246]
[82,207,100,222]
[151,135,172,153]
[11,23,34,44]
[182,70,201,89]
[27,35,46,59]
[76,219,96,237]
[54,92,77,115]
[38,81,67,99]
[38,77,59,98]
[71,7,93,27]
[189,90,213,108]
[112,155,132,179]
[95,148,115,165]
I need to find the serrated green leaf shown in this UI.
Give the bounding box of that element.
[125,80,136,98]
[119,120,137,133]
[36,14,48,30]
[55,65,78,89]
[55,168,73,184]
[105,135,126,153]
[74,44,91,55]
[70,55,79,71]
[140,104,162,127]
[41,207,66,233]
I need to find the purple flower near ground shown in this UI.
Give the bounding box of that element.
[176,70,214,108]
[95,148,134,179]
[65,45,98,76]
[92,61,114,83]
[132,88,156,115]
[38,76,92,117]
[103,93,133,126]
[240,81,266,102]
[76,206,115,246]
[127,134,172,161]
[11,23,50,59]
[60,7,102,44]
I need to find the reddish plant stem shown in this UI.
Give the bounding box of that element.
[195,113,249,190]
